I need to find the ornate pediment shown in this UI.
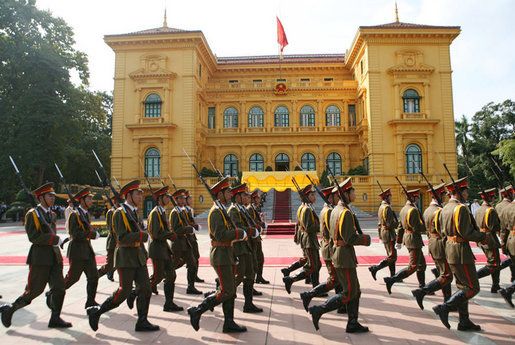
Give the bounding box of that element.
[129,54,177,81]
[387,49,434,76]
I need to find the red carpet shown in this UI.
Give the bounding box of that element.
[267,189,296,235]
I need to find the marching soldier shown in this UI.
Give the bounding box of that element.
[499,194,515,307]
[280,198,308,279]
[60,187,100,309]
[228,184,262,313]
[283,184,322,293]
[432,177,486,331]
[300,186,345,312]
[384,189,427,294]
[369,188,398,281]
[148,186,188,312]
[497,185,514,283]
[185,190,205,283]
[475,188,504,292]
[412,183,452,310]
[248,189,269,284]
[308,178,371,333]
[169,189,202,295]
[1,183,71,328]
[87,180,159,332]
[187,177,247,333]
[98,195,121,281]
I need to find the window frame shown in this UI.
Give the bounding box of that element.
[223,107,239,128]
[300,105,316,127]
[144,148,161,177]
[144,93,162,118]
[249,153,264,171]
[223,154,239,176]
[274,106,290,127]
[405,144,422,174]
[326,152,342,175]
[325,105,341,126]
[301,152,316,171]
[248,106,264,128]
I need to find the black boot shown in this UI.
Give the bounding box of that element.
[243,281,263,313]
[222,298,247,333]
[346,298,369,333]
[45,291,52,310]
[499,283,514,308]
[431,267,440,279]
[126,289,137,310]
[337,304,347,314]
[194,266,205,283]
[476,266,491,279]
[416,270,425,288]
[388,262,396,277]
[383,268,409,295]
[163,281,183,312]
[457,302,481,331]
[310,271,320,287]
[510,261,515,282]
[255,266,270,285]
[135,294,160,332]
[186,267,203,295]
[281,260,304,277]
[187,294,218,331]
[300,283,329,312]
[85,279,100,309]
[87,297,117,331]
[442,283,452,302]
[252,287,263,296]
[48,292,72,328]
[490,270,500,293]
[369,260,388,281]
[308,294,343,331]
[411,280,442,310]
[283,271,306,294]
[1,297,29,328]
[432,290,467,329]
[500,258,512,270]
[106,271,114,282]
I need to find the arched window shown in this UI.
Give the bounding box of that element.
[248,106,264,128]
[224,154,238,176]
[274,106,289,127]
[144,93,162,118]
[325,105,341,126]
[249,153,264,171]
[145,148,160,177]
[406,144,422,174]
[275,153,290,171]
[300,105,315,126]
[403,89,420,113]
[301,153,316,171]
[223,107,238,128]
[326,152,342,175]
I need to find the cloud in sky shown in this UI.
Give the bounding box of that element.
[36,0,515,119]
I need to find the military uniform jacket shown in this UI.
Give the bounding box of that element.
[247,204,263,242]
[294,204,305,246]
[184,206,198,241]
[67,208,97,260]
[378,201,398,243]
[105,208,116,251]
[113,204,149,268]
[300,205,320,250]
[228,203,252,257]
[397,201,425,249]
[320,204,334,261]
[499,201,515,255]
[24,206,62,265]
[169,208,194,252]
[440,198,485,264]
[208,204,245,266]
[330,202,371,268]
[423,202,445,260]
[474,203,501,250]
[148,206,176,260]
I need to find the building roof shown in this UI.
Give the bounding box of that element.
[217,54,345,65]
[105,26,200,38]
[359,21,460,30]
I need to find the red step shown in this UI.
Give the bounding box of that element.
[269,189,295,235]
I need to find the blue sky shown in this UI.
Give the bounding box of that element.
[37,0,515,119]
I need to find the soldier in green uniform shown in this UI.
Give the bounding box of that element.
[497,185,514,283]
[185,190,205,283]
[308,178,371,333]
[148,185,188,312]
[283,185,321,293]
[300,186,344,312]
[169,189,202,295]
[187,177,247,333]
[248,190,269,284]
[432,177,486,331]
[369,188,399,281]
[280,199,308,278]
[412,183,452,310]
[60,187,100,309]
[384,189,427,294]
[228,184,262,313]
[98,196,121,281]
[499,195,515,307]
[475,188,504,292]
[1,183,71,328]
[87,180,159,332]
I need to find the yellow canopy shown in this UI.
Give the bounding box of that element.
[241,171,319,192]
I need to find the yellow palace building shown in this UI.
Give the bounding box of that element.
[104,15,460,214]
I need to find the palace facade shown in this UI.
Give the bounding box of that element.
[104,18,460,214]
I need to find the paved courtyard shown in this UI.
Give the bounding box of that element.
[0,218,513,344]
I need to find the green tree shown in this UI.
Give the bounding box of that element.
[492,139,515,181]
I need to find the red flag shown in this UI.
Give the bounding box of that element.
[276,16,288,53]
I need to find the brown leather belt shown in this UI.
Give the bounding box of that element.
[430,233,441,239]
[405,229,414,233]
[211,241,232,247]
[447,236,466,243]
[480,228,490,233]
[335,240,346,247]
[511,229,515,235]
[118,242,140,248]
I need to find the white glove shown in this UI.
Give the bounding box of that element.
[242,230,247,239]
[196,224,202,232]
[252,229,259,238]
[57,236,64,247]
[395,243,402,250]
[94,231,100,240]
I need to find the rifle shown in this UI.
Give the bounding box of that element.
[295,162,332,208]
[376,180,399,223]
[209,159,224,181]
[9,156,67,248]
[291,177,316,214]
[167,175,178,192]
[419,172,443,208]
[488,165,504,192]
[95,170,114,209]
[395,176,425,227]
[463,160,489,203]
[490,155,513,187]
[183,149,239,232]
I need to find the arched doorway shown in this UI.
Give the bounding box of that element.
[275,153,290,171]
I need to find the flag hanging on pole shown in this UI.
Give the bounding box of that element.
[277,16,288,59]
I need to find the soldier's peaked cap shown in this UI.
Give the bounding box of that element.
[479,187,497,200]
[426,183,446,196]
[210,177,230,195]
[33,182,56,198]
[73,187,93,201]
[321,186,336,198]
[379,188,391,199]
[153,185,169,198]
[332,177,353,194]
[230,183,248,196]
[445,176,468,194]
[120,180,142,197]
